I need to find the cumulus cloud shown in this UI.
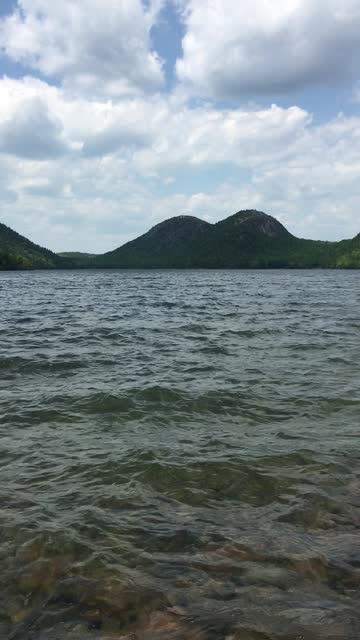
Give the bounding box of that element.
[133,103,310,171]
[0,76,311,168]
[0,76,359,251]
[0,97,67,160]
[176,0,360,98]
[82,122,152,158]
[0,0,164,96]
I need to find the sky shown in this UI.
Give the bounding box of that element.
[0,0,360,252]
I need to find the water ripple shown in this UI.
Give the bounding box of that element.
[0,269,359,639]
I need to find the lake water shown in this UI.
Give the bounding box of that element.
[0,269,359,640]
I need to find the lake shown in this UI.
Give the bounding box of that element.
[0,269,359,640]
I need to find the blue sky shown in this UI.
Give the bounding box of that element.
[0,0,360,252]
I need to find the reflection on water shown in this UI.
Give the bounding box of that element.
[0,269,359,639]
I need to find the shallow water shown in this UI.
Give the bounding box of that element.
[0,269,359,640]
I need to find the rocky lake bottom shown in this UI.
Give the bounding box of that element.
[0,269,359,640]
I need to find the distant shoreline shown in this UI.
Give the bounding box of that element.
[1,266,359,272]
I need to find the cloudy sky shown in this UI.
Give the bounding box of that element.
[0,0,360,252]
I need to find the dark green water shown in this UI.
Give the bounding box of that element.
[0,270,359,640]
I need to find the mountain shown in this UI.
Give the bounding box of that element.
[0,222,68,270]
[93,210,360,269]
[1,210,359,270]
[94,215,212,268]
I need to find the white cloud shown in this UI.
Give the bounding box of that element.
[176,0,360,99]
[0,76,359,251]
[133,103,310,171]
[0,0,164,96]
[0,96,67,159]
